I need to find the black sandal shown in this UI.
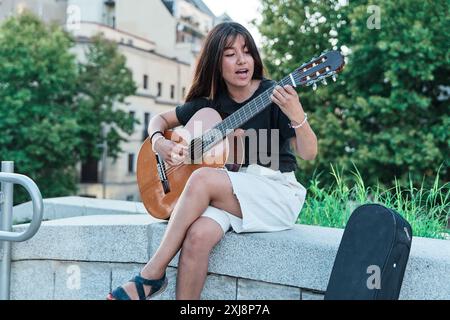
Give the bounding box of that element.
[107,272,168,300]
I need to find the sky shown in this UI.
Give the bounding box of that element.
[202,0,263,46]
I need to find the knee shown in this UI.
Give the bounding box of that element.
[184,167,215,196]
[182,224,218,257]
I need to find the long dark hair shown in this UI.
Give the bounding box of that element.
[185,22,264,102]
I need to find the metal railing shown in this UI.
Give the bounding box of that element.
[0,161,43,300]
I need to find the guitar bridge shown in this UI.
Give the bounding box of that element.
[155,154,170,194]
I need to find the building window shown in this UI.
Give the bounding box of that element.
[129,111,135,119]
[170,85,175,99]
[144,112,151,131]
[103,1,116,28]
[143,112,151,141]
[143,75,148,89]
[128,153,135,174]
[182,87,186,99]
[126,195,134,201]
[81,158,99,183]
[157,82,162,97]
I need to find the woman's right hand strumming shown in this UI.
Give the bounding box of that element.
[152,136,188,167]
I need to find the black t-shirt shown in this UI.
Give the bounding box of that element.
[175,78,298,172]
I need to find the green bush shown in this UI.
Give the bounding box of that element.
[298,164,449,239]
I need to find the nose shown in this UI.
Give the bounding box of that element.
[237,51,246,65]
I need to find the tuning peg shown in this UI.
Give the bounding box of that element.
[312,83,317,90]
[322,79,328,85]
[332,74,337,82]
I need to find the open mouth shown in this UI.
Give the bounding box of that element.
[235,69,249,75]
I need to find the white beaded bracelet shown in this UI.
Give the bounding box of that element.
[289,113,308,129]
[151,135,165,153]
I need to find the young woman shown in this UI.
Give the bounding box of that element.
[107,22,317,300]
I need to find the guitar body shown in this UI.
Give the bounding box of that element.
[137,108,236,220]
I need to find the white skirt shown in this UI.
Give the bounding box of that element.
[201,164,307,234]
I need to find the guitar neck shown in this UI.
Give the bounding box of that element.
[201,75,294,153]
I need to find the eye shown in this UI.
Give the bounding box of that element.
[225,52,235,57]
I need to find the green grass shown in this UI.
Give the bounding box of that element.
[298,164,450,240]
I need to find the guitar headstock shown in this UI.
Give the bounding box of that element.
[291,50,345,90]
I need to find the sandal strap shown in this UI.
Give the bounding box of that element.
[111,286,131,300]
[130,272,166,300]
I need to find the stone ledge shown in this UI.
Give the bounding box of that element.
[12,214,159,263]
[9,206,450,300]
[12,196,148,224]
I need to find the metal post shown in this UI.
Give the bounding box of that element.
[101,126,108,199]
[0,161,14,300]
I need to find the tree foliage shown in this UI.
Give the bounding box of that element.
[76,35,137,161]
[258,0,449,188]
[0,13,137,202]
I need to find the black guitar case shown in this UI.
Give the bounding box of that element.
[325,204,413,300]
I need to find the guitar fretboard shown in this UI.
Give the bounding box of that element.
[196,75,294,155]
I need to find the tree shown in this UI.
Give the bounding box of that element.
[0,13,80,201]
[0,13,137,203]
[258,0,449,188]
[76,35,137,163]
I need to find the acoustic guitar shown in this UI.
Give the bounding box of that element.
[137,50,345,219]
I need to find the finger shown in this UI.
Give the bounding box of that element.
[165,158,176,166]
[172,144,186,156]
[180,144,189,154]
[171,149,184,161]
[271,94,283,107]
[274,86,287,99]
[168,153,183,166]
[284,85,297,96]
[175,147,188,159]
[272,89,286,103]
[181,149,189,157]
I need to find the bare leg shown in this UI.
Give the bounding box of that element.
[176,217,224,300]
[110,167,241,300]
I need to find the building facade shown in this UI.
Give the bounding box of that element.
[0,0,219,201]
